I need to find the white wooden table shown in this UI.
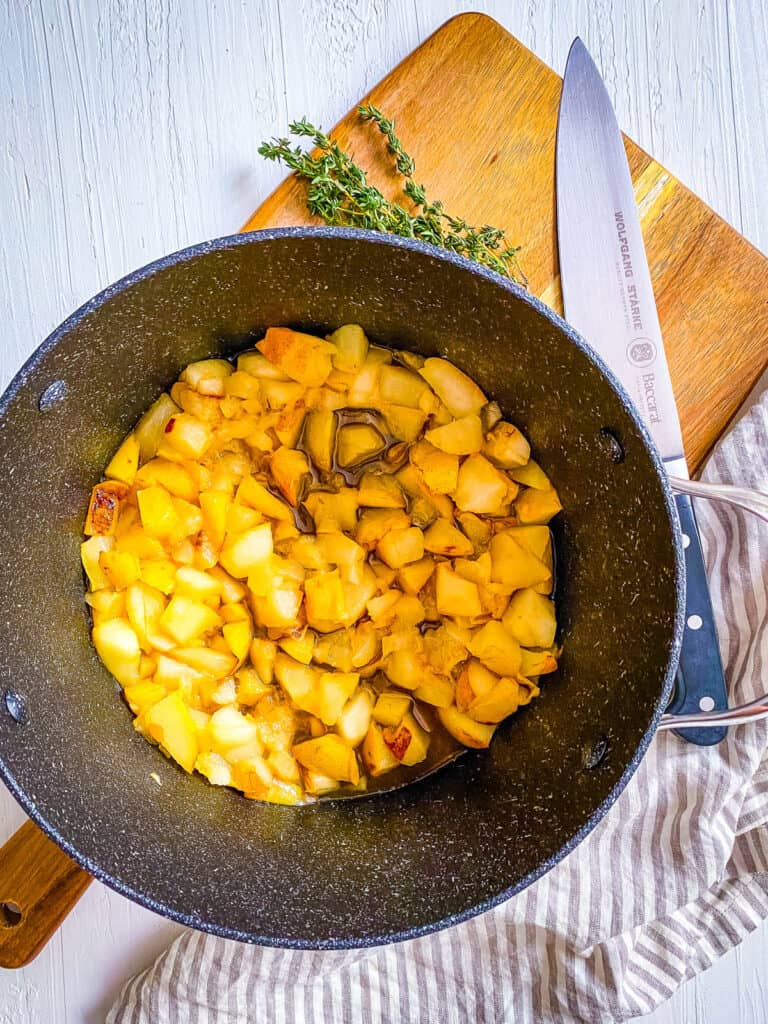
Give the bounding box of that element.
[1,1,766,1020]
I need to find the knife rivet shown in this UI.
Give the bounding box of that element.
[687,614,703,631]
[699,696,715,712]
[598,428,624,463]
[682,533,691,549]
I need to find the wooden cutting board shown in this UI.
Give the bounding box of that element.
[2,10,766,970]
[244,12,768,473]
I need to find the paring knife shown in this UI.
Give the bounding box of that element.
[555,37,727,745]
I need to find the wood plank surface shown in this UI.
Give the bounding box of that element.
[244,11,768,473]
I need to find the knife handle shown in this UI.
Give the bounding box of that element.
[668,492,728,745]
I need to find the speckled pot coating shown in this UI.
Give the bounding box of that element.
[0,228,684,948]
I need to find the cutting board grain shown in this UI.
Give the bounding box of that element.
[244,12,768,473]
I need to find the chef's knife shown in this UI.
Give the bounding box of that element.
[556,37,727,745]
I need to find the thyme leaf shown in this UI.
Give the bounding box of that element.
[258,104,526,285]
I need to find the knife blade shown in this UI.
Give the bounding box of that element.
[556,37,727,745]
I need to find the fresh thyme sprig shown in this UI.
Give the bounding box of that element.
[258,104,526,285]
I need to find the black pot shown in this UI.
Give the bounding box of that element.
[0,228,684,948]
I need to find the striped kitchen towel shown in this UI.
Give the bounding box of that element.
[108,380,768,1024]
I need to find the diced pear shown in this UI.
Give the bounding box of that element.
[159,595,222,644]
[336,688,374,746]
[516,487,563,525]
[379,365,429,408]
[270,446,310,505]
[222,619,253,663]
[304,569,346,628]
[266,749,302,785]
[303,771,339,795]
[304,488,359,533]
[105,433,140,485]
[397,555,436,595]
[237,350,290,380]
[100,549,141,590]
[219,524,273,578]
[437,706,496,748]
[357,472,406,508]
[84,481,128,537]
[125,582,167,652]
[139,558,176,595]
[225,504,262,536]
[316,532,365,583]
[383,649,424,690]
[174,646,237,678]
[502,589,557,647]
[81,535,115,591]
[520,647,559,677]
[86,588,126,619]
[422,624,468,675]
[413,674,455,708]
[453,552,492,586]
[468,676,520,723]
[274,653,320,713]
[468,620,521,676]
[383,711,430,766]
[435,563,482,618]
[483,421,531,468]
[355,508,411,548]
[489,531,552,589]
[508,459,551,490]
[454,454,517,514]
[373,690,412,727]
[169,496,203,539]
[330,324,369,372]
[135,393,180,463]
[423,518,474,557]
[249,638,277,683]
[392,594,426,628]
[361,722,399,776]
[162,413,212,459]
[92,618,141,685]
[209,705,261,757]
[223,369,262,399]
[260,379,305,409]
[376,526,425,569]
[273,400,307,448]
[251,584,302,630]
[410,440,459,494]
[278,630,316,665]
[136,486,177,539]
[123,681,166,715]
[425,415,483,455]
[135,459,198,502]
[174,566,221,602]
[336,424,385,468]
[419,358,487,417]
[293,734,360,783]
[317,671,360,726]
[457,512,491,551]
[257,327,334,387]
[209,565,247,602]
[142,691,199,771]
[236,475,292,521]
[383,404,427,442]
[181,358,233,396]
[195,751,234,786]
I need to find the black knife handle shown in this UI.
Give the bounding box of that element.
[668,492,728,745]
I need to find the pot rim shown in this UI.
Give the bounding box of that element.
[0,226,685,948]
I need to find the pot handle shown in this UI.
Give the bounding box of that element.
[0,819,92,967]
[660,475,768,731]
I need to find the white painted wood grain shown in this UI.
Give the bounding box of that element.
[0,1,766,1021]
